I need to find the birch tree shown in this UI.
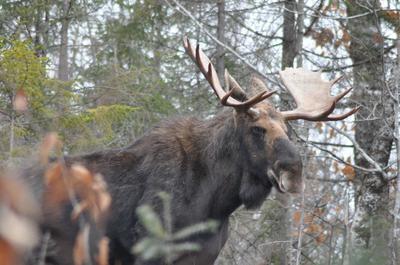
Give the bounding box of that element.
[347,1,395,263]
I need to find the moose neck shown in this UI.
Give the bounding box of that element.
[190,111,252,219]
[198,110,274,217]
[202,110,242,163]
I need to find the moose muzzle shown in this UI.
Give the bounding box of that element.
[269,138,304,194]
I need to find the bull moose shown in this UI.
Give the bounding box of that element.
[31,37,358,265]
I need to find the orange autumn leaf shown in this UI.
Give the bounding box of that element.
[334,39,342,49]
[315,122,323,134]
[293,211,301,224]
[0,240,18,265]
[328,128,336,139]
[70,164,93,187]
[312,28,334,47]
[342,165,355,181]
[341,30,351,43]
[97,237,109,265]
[315,233,327,244]
[293,211,313,225]
[333,161,339,173]
[305,223,322,234]
[40,133,62,164]
[13,89,28,112]
[304,214,314,224]
[314,207,325,217]
[43,162,70,211]
[73,226,89,265]
[372,32,384,44]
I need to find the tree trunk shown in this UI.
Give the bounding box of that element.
[216,0,225,86]
[282,0,296,69]
[295,0,304,67]
[390,34,400,265]
[347,1,394,264]
[58,0,71,81]
[269,1,304,265]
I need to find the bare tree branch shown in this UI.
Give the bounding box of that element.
[164,0,280,86]
[328,124,389,179]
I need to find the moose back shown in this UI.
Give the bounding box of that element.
[31,38,358,265]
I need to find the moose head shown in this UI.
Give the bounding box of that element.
[183,37,358,205]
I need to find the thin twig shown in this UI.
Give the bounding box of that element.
[327,124,389,179]
[294,131,384,174]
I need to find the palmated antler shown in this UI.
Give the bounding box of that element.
[279,68,360,121]
[183,37,276,110]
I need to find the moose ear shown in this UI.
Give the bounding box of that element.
[249,75,270,97]
[224,69,248,101]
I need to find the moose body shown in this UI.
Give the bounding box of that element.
[28,38,358,265]
[70,108,296,265]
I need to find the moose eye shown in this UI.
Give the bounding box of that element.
[251,126,266,137]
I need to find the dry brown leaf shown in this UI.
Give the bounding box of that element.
[315,122,323,134]
[342,165,355,181]
[372,32,384,44]
[292,211,313,225]
[292,211,301,224]
[315,233,327,244]
[40,133,62,164]
[71,164,93,186]
[341,30,351,43]
[44,162,63,185]
[328,128,335,139]
[303,214,314,224]
[97,237,109,265]
[334,39,342,49]
[73,226,89,265]
[0,175,40,265]
[305,223,322,234]
[97,192,111,216]
[385,10,400,20]
[0,240,18,265]
[333,161,339,174]
[68,167,110,221]
[314,208,325,217]
[43,162,70,210]
[0,175,38,217]
[313,28,334,47]
[13,89,28,112]
[335,206,342,215]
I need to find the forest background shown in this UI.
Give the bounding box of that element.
[0,0,400,264]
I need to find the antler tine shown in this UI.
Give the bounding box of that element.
[279,68,359,122]
[184,37,275,109]
[184,37,232,103]
[322,106,361,121]
[244,90,277,106]
[334,86,353,102]
[330,75,343,86]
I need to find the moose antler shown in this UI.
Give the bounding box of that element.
[279,68,360,121]
[183,37,276,110]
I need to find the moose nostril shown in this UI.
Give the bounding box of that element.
[275,159,301,173]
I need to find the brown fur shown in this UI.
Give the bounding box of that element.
[70,100,301,264]
[27,98,302,265]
